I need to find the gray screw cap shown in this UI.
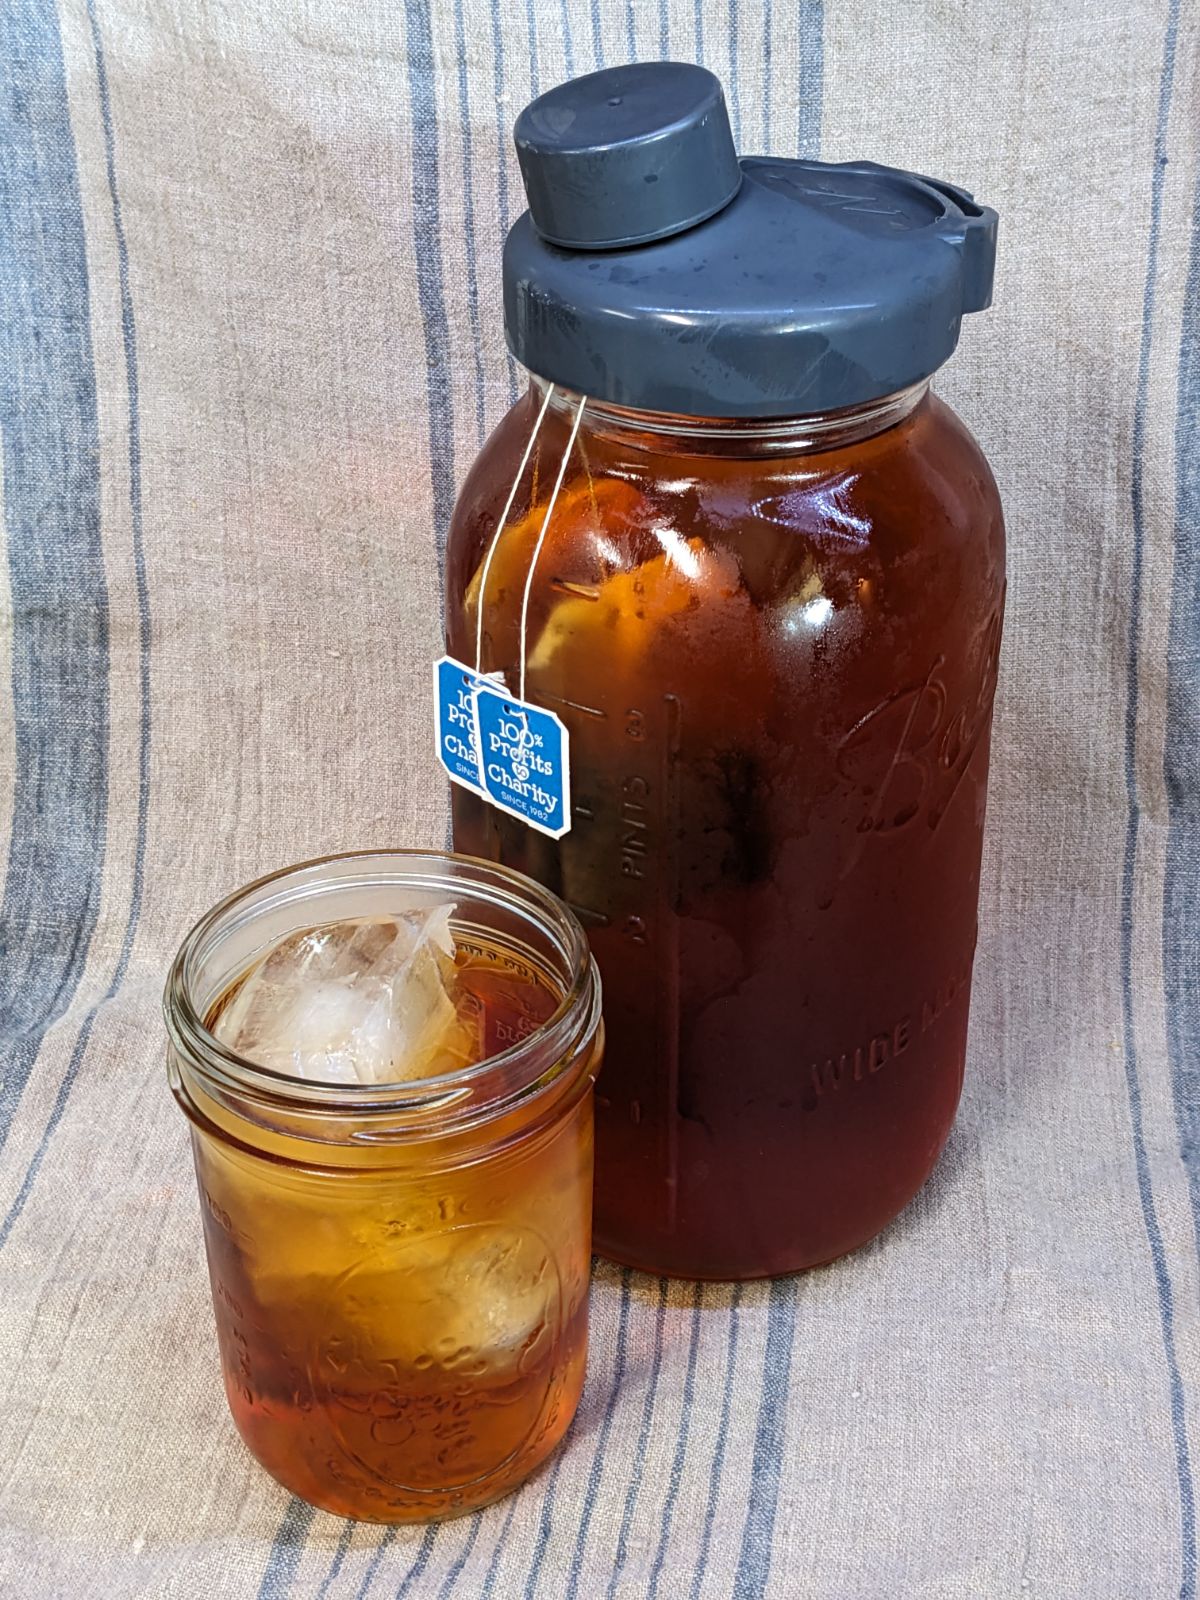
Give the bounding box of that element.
[514,62,741,249]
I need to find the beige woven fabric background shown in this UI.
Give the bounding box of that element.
[1,0,1198,1595]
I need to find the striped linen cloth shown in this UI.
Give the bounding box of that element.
[1,0,1198,1594]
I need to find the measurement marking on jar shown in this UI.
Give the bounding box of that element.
[662,693,682,1229]
[537,690,606,720]
[574,803,594,820]
[568,902,611,929]
[620,778,649,879]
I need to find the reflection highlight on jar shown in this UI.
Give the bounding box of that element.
[753,474,871,548]
[652,523,702,579]
[780,572,835,636]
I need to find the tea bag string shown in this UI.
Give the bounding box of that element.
[473,382,557,676]
[518,393,587,702]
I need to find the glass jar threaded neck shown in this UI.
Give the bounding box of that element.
[533,373,929,457]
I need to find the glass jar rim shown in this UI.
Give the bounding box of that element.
[164,848,600,1130]
[531,371,930,449]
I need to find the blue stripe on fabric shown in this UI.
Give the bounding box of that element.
[625,0,636,61]
[761,0,773,151]
[315,1521,356,1600]
[396,1526,439,1597]
[733,1277,800,1597]
[523,0,540,97]
[82,0,151,1046]
[354,1529,395,1600]
[590,0,605,70]
[796,0,823,158]
[523,1,541,140]
[522,1436,571,1597]
[728,0,742,143]
[687,1284,743,1600]
[646,1282,703,1599]
[657,0,669,58]
[560,1268,634,1598]
[559,0,576,80]
[1123,0,1197,1593]
[437,1512,482,1598]
[0,0,109,1156]
[452,0,488,452]
[693,0,704,60]
[255,1499,316,1600]
[479,1494,520,1598]
[1165,96,1200,1267]
[403,0,457,549]
[605,1278,670,1597]
[83,0,150,961]
[488,0,520,405]
[0,979,112,1246]
[0,0,153,1247]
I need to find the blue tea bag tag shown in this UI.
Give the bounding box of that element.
[433,655,499,794]
[473,686,572,839]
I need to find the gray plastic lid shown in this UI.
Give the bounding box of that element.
[505,64,998,418]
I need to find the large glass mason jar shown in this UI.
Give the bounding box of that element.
[446,64,1005,1280]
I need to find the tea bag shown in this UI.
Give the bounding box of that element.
[212,907,479,1084]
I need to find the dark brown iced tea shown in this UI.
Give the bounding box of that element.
[447,385,1004,1279]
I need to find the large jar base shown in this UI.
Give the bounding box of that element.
[593,1234,871,1283]
[592,1159,948,1282]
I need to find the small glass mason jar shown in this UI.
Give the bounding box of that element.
[164,850,602,1523]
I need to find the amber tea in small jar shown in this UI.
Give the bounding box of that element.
[165,851,601,1523]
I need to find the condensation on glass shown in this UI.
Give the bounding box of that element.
[165,851,601,1521]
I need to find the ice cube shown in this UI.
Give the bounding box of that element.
[330,1223,553,1372]
[212,906,479,1084]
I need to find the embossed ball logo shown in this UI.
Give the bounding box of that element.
[307,1222,562,1495]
